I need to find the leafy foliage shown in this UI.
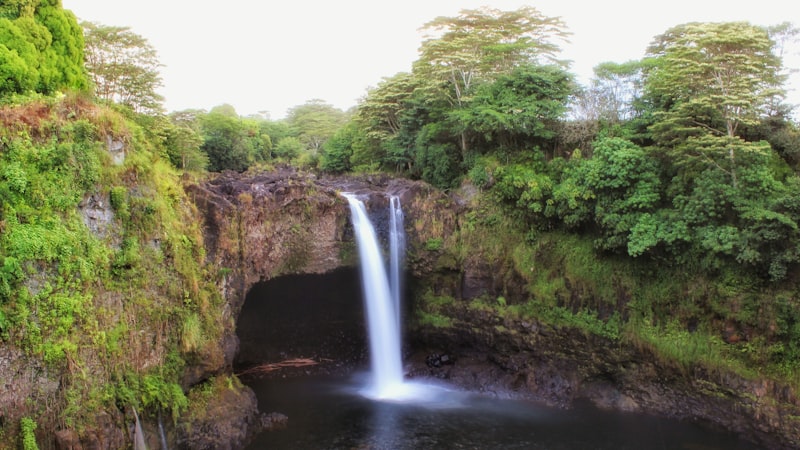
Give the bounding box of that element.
[320,121,364,173]
[0,96,226,437]
[285,99,349,155]
[449,64,574,152]
[19,417,38,450]
[199,105,262,171]
[0,0,87,98]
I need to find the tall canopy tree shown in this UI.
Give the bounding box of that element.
[355,72,420,171]
[285,99,349,154]
[644,22,787,189]
[197,104,273,172]
[319,121,368,173]
[587,60,648,123]
[765,22,799,117]
[414,6,570,155]
[449,64,574,153]
[82,21,164,114]
[162,120,207,172]
[199,105,253,172]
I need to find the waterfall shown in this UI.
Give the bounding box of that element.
[343,193,404,398]
[133,407,147,450]
[388,196,405,330]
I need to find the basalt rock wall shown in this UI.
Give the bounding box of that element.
[188,168,800,450]
[186,168,459,321]
[406,302,800,450]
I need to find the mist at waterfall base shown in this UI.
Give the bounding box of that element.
[240,194,760,449]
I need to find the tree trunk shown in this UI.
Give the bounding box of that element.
[729,144,737,190]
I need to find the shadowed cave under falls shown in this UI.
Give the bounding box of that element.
[235,268,371,375]
[234,202,761,449]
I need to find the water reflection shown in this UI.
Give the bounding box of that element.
[243,373,760,450]
[365,401,402,449]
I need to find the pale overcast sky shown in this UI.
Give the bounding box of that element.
[62,0,799,119]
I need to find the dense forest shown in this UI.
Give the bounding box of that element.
[2,0,800,447]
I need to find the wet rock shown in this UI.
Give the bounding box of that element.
[55,411,126,450]
[260,412,288,431]
[425,353,454,368]
[408,303,800,449]
[79,193,115,241]
[188,168,458,310]
[55,429,81,450]
[176,383,261,450]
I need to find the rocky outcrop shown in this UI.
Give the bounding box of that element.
[176,380,263,450]
[186,168,458,319]
[182,168,458,447]
[54,411,126,450]
[407,299,800,450]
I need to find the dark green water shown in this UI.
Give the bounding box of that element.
[243,373,763,450]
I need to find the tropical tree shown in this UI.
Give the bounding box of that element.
[414,6,570,156]
[0,17,39,94]
[162,121,207,172]
[355,72,419,171]
[587,60,649,123]
[644,22,787,189]
[320,121,367,173]
[285,99,348,154]
[273,136,304,160]
[82,21,163,114]
[198,105,262,172]
[35,0,87,92]
[766,22,799,117]
[448,63,574,153]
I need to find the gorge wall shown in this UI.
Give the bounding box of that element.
[186,168,458,321]
[187,169,799,450]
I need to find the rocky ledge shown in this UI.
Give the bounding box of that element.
[407,302,800,450]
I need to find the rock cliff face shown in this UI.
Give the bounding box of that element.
[186,168,458,320]
[187,169,346,318]
[406,303,800,450]
[188,168,799,450]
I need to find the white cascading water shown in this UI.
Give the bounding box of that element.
[344,192,456,404]
[343,193,405,398]
[132,407,147,450]
[388,195,405,330]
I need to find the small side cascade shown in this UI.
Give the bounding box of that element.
[133,407,147,450]
[388,195,405,330]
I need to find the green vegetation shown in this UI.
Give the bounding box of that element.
[2,0,800,444]
[417,190,800,387]
[424,237,443,251]
[0,0,88,97]
[19,417,38,450]
[82,21,163,114]
[414,290,456,329]
[0,93,226,443]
